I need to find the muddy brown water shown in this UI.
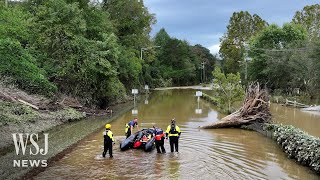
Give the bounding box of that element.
[35,90,320,179]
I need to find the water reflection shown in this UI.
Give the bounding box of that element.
[271,104,320,137]
[167,154,180,179]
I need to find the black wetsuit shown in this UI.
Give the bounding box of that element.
[103,130,113,158]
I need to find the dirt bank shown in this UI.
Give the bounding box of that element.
[0,101,133,180]
[0,82,87,153]
[0,81,123,154]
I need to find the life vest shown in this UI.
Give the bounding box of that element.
[166,124,181,137]
[170,124,178,134]
[155,128,164,140]
[103,130,114,142]
[155,133,164,141]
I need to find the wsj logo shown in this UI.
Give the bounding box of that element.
[12,133,48,167]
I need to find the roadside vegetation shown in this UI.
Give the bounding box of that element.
[0,0,216,150]
[264,124,320,173]
[0,0,217,109]
[218,5,320,103]
[204,4,320,113]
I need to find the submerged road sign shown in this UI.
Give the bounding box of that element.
[132,89,138,94]
[196,91,202,97]
[132,109,138,115]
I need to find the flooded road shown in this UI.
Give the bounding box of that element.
[35,90,320,179]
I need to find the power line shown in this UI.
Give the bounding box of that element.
[251,47,309,52]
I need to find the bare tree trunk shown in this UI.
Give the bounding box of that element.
[201,83,271,129]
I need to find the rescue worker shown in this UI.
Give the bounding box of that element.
[102,124,114,158]
[153,126,166,153]
[125,118,139,138]
[165,119,181,152]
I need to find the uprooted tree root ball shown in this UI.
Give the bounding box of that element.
[202,83,271,129]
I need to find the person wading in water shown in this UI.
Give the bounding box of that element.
[103,124,114,158]
[165,119,181,152]
[153,126,166,153]
[125,118,139,138]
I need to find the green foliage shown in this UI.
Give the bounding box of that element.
[212,67,244,113]
[160,39,197,85]
[118,47,143,89]
[292,4,320,40]
[0,6,31,44]
[248,23,308,92]
[201,93,219,105]
[151,28,217,87]
[103,0,156,49]
[0,39,57,96]
[191,44,217,83]
[264,124,320,173]
[287,40,320,98]
[0,0,218,108]
[220,11,268,74]
[154,28,170,47]
[27,0,126,107]
[103,0,157,89]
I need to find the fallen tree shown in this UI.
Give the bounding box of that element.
[202,83,271,129]
[200,83,320,174]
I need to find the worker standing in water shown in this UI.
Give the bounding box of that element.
[153,126,166,153]
[103,124,114,158]
[166,119,181,152]
[125,118,139,138]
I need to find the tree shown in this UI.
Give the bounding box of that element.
[158,38,197,85]
[0,38,57,96]
[288,39,320,98]
[103,0,156,88]
[103,0,156,49]
[292,4,320,40]
[117,47,143,90]
[0,6,31,46]
[219,11,268,74]
[191,44,217,83]
[212,67,244,113]
[248,23,308,92]
[154,28,170,47]
[29,0,126,107]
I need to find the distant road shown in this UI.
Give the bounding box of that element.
[154,85,212,90]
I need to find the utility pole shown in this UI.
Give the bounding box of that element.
[200,65,202,83]
[5,0,8,7]
[243,43,251,83]
[201,62,206,83]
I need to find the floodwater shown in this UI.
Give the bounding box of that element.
[35,90,320,180]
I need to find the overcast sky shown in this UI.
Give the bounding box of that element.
[144,0,319,55]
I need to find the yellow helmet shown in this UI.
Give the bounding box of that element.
[105,124,111,129]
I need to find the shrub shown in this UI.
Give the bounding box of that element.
[264,124,320,173]
[0,39,57,96]
[201,93,219,105]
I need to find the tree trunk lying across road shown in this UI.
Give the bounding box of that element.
[201,83,272,129]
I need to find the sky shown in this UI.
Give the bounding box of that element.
[144,0,319,55]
